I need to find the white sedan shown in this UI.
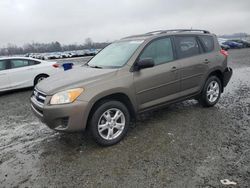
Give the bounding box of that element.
[0,57,62,92]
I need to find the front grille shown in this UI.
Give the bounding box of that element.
[33,88,46,105]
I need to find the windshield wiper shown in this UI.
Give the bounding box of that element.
[89,65,103,69]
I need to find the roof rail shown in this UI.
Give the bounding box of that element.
[122,33,152,39]
[146,29,210,35]
[122,29,211,40]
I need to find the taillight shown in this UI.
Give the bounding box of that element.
[220,49,228,57]
[53,63,60,68]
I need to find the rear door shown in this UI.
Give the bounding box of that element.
[0,60,11,91]
[9,59,37,88]
[133,37,181,110]
[174,35,210,97]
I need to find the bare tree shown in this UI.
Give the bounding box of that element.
[85,38,93,48]
[0,40,110,56]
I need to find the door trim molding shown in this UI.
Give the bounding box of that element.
[136,79,180,94]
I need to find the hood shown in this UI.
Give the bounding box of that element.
[36,66,117,95]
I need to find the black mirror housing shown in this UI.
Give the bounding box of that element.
[135,58,155,71]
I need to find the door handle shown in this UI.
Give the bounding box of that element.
[27,68,34,70]
[0,73,6,76]
[171,66,177,72]
[203,59,210,64]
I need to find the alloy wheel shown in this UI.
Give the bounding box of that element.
[97,108,125,140]
[206,81,220,103]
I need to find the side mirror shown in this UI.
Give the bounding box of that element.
[135,58,155,71]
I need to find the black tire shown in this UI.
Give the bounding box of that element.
[198,76,222,107]
[34,74,48,86]
[90,100,130,146]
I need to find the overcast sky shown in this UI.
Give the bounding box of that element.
[0,0,249,47]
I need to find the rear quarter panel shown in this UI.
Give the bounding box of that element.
[33,62,63,79]
[200,51,227,90]
[198,35,227,92]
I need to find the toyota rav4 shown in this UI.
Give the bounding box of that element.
[31,29,233,146]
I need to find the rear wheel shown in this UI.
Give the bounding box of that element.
[199,76,222,107]
[34,74,48,86]
[90,100,130,146]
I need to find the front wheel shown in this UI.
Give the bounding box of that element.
[89,100,130,146]
[198,76,222,107]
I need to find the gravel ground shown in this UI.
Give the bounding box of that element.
[0,49,249,188]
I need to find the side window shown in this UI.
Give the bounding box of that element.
[0,60,8,71]
[140,38,174,65]
[175,36,200,59]
[29,60,41,65]
[10,59,29,69]
[199,35,214,52]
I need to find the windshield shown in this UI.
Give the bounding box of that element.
[87,40,144,68]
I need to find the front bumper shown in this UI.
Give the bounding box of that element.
[30,95,90,132]
[223,67,233,87]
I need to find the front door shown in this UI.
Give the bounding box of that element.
[133,37,181,110]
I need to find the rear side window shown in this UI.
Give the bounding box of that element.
[29,60,41,65]
[199,35,214,52]
[175,36,200,59]
[0,60,8,71]
[10,59,29,69]
[140,37,174,65]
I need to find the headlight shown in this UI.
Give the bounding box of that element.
[50,88,84,105]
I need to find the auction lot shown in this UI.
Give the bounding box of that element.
[0,49,250,187]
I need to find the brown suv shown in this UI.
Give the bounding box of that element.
[31,29,232,146]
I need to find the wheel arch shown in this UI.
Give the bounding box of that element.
[202,67,224,93]
[86,92,136,130]
[207,70,224,92]
[34,73,49,86]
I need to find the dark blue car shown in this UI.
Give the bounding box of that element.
[223,41,243,49]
